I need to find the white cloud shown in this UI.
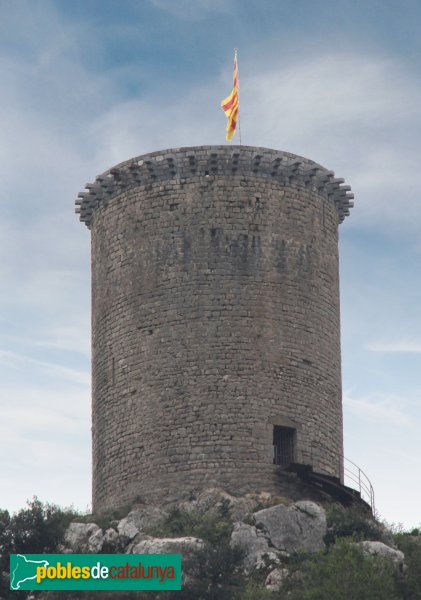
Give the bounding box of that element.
[1,325,90,357]
[149,0,235,20]
[0,385,91,512]
[241,54,421,229]
[367,340,421,353]
[343,390,413,427]
[344,430,421,529]
[0,350,90,386]
[0,407,83,437]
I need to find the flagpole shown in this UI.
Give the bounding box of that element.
[235,48,242,145]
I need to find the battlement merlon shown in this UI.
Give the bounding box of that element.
[75,145,354,229]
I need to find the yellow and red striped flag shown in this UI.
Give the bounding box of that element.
[221,49,239,141]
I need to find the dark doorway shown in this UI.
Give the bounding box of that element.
[273,426,296,466]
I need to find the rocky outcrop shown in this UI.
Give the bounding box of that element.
[59,490,406,594]
[132,536,204,558]
[4,487,415,600]
[230,522,280,572]
[265,567,290,591]
[180,487,256,522]
[117,505,167,540]
[62,497,326,559]
[63,523,103,553]
[103,527,120,548]
[359,541,406,574]
[253,500,327,554]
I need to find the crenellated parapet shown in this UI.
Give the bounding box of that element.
[75,145,354,229]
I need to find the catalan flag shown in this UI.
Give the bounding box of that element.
[221,49,239,141]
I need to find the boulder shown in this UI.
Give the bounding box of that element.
[265,567,289,592]
[132,536,204,560]
[227,496,257,522]
[87,527,104,553]
[117,505,167,540]
[103,527,121,549]
[230,522,280,572]
[359,541,406,574]
[253,500,326,554]
[64,522,102,553]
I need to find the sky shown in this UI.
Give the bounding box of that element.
[0,0,420,529]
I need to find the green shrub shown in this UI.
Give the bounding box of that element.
[143,504,250,599]
[146,504,233,545]
[73,503,133,532]
[0,497,77,558]
[325,504,388,544]
[0,498,78,599]
[240,581,274,599]
[179,540,245,599]
[394,533,421,600]
[285,539,400,600]
[142,504,254,599]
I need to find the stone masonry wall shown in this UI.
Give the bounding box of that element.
[77,146,353,512]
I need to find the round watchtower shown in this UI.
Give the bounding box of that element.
[76,145,353,513]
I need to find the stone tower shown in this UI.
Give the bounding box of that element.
[76,145,353,513]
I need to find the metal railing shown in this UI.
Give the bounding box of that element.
[343,456,375,513]
[309,441,375,512]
